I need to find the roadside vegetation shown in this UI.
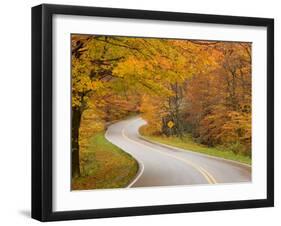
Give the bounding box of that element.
[140,126,251,165]
[72,132,138,190]
[71,34,252,189]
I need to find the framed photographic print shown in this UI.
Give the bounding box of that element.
[31,4,274,221]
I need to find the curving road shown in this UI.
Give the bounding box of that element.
[105,117,251,188]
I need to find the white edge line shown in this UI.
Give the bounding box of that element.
[139,134,251,169]
[105,117,216,186]
[104,127,145,188]
[122,124,216,184]
[126,159,145,188]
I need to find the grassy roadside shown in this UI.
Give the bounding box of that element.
[72,132,138,190]
[139,127,251,165]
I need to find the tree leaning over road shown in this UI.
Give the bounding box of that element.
[71,35,252,178]
[71,35,191,177]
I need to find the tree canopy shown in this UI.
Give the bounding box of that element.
[71,34,252,177]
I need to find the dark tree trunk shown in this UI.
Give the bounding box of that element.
[72,107,82,178]
[170,82,184,138]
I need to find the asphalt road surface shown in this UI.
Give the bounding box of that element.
[105,117,251,188]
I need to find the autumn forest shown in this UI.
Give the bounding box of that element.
[71,34,251,190]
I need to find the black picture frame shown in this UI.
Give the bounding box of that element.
[32,3,274,222]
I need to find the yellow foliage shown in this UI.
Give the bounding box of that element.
[71,34,252,158]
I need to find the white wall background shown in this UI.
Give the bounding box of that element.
[0,0,279,225]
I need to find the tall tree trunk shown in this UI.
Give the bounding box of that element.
[72,107,82,178]
[171,82,184,138]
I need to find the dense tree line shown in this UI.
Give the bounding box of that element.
[72,35,251,177]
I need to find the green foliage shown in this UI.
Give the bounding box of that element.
[72,132,138,190]
[223,141,248,156]
[140,127,251,165]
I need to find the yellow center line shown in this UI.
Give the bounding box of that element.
[121,127,217,184]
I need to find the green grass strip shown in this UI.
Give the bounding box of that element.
[142,133,251,165]
[72,132,138,190]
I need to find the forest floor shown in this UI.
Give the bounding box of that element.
[139,128,251,165]
[72,132,138,190]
